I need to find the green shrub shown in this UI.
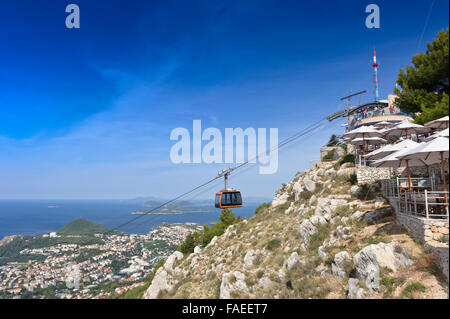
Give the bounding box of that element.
[254,203,270,215]
[256,270,264,279]
[438,234,449,244]
[339,153,355,166]
[178,232,201,255]
[219,209,237,226]
[322,149,336,162]
[178,208,239,250]
[266,238,281,251]
[299,190,313,201]
[346,173,358,185]
[401,282,425,298]
[327,134,344,147]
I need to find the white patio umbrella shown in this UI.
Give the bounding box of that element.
[373,141,421,192]
[398,136,449,206]
[366,139,418,160]
[349,136,387,146]
[374,121,395,129]
[424,128,449,141]
[385,120,430,140]
[424,115,449,130]
[343,126,384,157]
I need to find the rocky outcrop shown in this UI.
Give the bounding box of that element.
[143,251,183,299]
[164,251,183,272]
[299,220,318,250]
[303,177,316,192]
[332,251,352,279]
[364,208,391,224]
[272,192,290,208]
[315,197,347,218]
[220,271,249,299]
[350,185,363,197]
[336,225,352,240]
[347,278,365,299]
[244,250,262,268]
[353,242,412,291]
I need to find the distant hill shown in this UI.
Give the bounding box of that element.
[57,218,111,235]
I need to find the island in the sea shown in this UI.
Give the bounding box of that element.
[132,199,213,214]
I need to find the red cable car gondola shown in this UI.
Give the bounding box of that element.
[215,168,243,209]
[215,190,242,209]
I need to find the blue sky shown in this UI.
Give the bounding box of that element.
[0,0,448,200]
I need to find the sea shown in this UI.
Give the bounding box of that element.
[0,200,259,239]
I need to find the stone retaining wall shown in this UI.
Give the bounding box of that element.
[394,212,448,243]
[357,167,391,184]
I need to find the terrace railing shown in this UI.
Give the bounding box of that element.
[381,177,448,219]
[397,190,449,220]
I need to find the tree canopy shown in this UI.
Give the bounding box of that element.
[326,134,344,147]
[394,28,449,124]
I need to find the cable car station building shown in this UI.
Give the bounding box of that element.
[346,94,413,132]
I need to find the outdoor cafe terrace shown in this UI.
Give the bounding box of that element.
[343,116,449,221]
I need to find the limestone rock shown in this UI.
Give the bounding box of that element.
[350,185,363,197]
[353,241,412,291]
[332,263,346,279]
[303,177,316,192]
[351,210,364,221]
[299,220,318,249]
[292,181,304,202]
[335,251,352,268]
[258,277,272,288]
[336,225,352,240]
[347,278,365,299]
[164,251,183,272]
[364,208,391,224]
[271,192,289,208]
[330,216,341,224]
[220,271,249,299]
[143,267,176,299]
[244,250,262,268]
[208,236,218,247]
[310,215,327,226]
[315,264,328,277]
[315,198,348,217]
[285,252,300,270]
[318,245,328,260]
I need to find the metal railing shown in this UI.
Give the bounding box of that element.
[382,177,436,197]
[397,190,449,220]
[381,177,448,219]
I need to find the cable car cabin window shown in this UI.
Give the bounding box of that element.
[215,194,221,208]
[222,193,232,206]
[231,192,242,205]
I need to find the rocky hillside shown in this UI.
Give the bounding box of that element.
[143,161,449,299]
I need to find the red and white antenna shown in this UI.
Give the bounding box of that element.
[372,49,379,102]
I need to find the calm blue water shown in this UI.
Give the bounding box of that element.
[0,200,257,239]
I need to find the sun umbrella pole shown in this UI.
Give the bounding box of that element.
[406,160,412,192]
[363,134,366,166]
[440,151,448,208]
